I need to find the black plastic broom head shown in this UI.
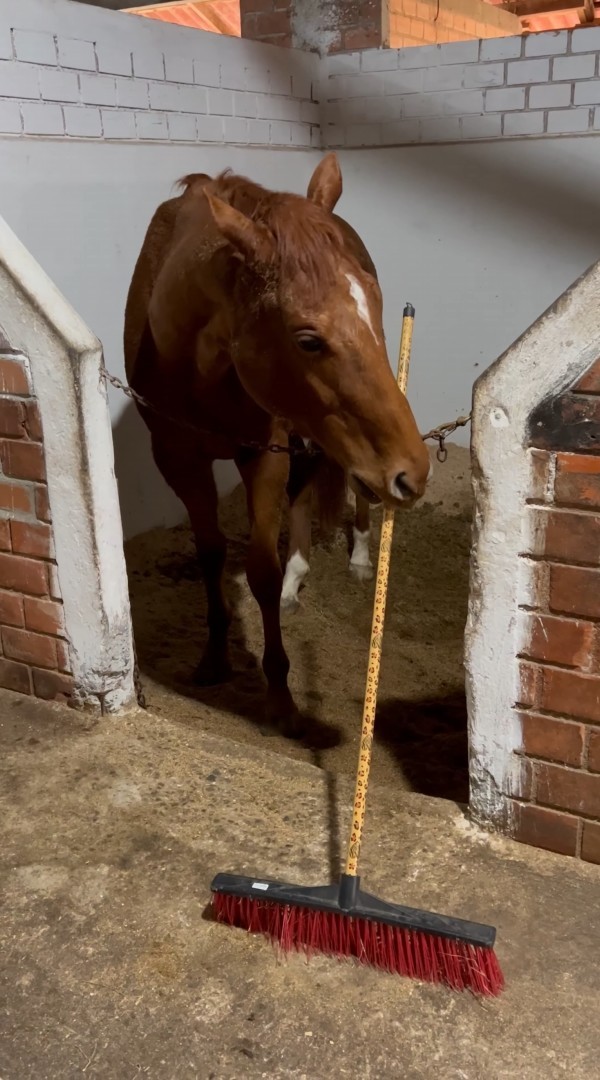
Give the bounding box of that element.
[211,872,504,996]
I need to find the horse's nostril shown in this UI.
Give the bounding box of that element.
[394,472,416,499]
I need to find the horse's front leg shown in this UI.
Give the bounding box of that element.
[349,491,373,581]
[236,448,302,739]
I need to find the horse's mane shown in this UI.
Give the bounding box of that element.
[178,170,346,298]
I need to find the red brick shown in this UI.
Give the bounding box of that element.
[10,520,53,560]
[536,761,600,818]
[2,626,57,670]
[581,820,600,864]
[520,614,594,670]
[543,510,600,565]
[541,666,600,723]
[32,667,74,702]
[0,440,45,482]
[0,482,34,516]
[0,399,26,438]
[0,357,30,396]
[0,552,48,596]
[56,638,71,673]
[23,596,65,636]
[240,0,276,13]
[574,357,600,394]
[0,590,24,628]
[24,402,43,441]
[343,27,382,49]
[0,658,31,695]
[555,453,600,509]
[550,565,600,619]
[521,712,584,767]
[242,9,290,36]
[516,662,540,709]
[0,520,10,551]
[512,802,579,857]
[588,729,600,772]
[34,484,51,523]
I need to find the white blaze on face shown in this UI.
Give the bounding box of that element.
[345,274,378,343]
[281,550,309,609]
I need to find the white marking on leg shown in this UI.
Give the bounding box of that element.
[281,550,309,611]
[350,527,373,582]
[345,274,378,343]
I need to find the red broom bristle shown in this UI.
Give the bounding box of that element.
[212,893,504,997]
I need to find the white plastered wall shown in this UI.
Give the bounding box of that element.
[0,214,135,712]
[466,261,600,825]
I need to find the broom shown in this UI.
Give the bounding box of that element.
[211,305,504,996]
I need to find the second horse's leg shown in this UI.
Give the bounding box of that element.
[281,478,312,613]
[349,491,373,582]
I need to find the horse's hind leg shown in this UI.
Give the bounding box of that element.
[237,448,302,739]
[349,492,373,582]
[281,478,312,613]
[152,443,232,684]
[190,484,233,686]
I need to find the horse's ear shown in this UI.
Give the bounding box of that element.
[205,194,276,265]
[307,153,342,212]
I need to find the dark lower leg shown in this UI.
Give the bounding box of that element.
[194,536,232,685]
[239,450,302,738]
[150,442,232,684]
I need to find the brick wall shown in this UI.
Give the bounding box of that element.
[507,356,600,864]
[325,27,600,147]
[0,0,319,149]
[0,340,73,704]
[240,0,387,54]
[389,0,519,49]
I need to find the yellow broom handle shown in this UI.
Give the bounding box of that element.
[345,305,415,876]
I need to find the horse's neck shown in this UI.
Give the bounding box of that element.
[149,236,227,369]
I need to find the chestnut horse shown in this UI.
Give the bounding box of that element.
[124,153,429,737]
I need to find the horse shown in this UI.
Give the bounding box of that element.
[124,152,430,737]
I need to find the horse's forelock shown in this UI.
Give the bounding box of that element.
[204,173,350,298]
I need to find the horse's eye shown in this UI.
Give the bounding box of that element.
[295,333,324,353]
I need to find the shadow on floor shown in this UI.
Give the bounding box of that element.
[375,690,469,805]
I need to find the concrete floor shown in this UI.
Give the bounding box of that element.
[0,692,598,1080]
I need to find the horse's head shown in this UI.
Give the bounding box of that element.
[206,154,430,508]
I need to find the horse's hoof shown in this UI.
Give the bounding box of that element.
[277,712,306,740]
[350,561,374,583]
[265,699,305,740]
[280,594,300,615]
[193,655,233,687]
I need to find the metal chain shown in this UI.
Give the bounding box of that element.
[101,363,471,464]
[100,363,320,457]
[422,413,472,462]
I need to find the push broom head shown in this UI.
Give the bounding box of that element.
[211,872,504,997]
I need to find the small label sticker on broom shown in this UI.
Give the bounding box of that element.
[252,882,269,890]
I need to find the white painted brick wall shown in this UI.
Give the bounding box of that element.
[57,38,96,72]
[323,25,600,149]
[2,0,600,154]
[63,106,103,138]
[0,0,316,148]
[0,100,22,134]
